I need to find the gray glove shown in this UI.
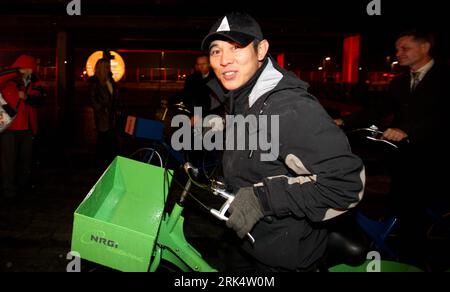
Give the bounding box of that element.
[226,187,264,239]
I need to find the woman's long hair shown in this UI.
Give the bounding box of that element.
[94,58,112,84]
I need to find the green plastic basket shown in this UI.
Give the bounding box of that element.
[71,156,172,272]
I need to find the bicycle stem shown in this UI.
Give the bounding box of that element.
[165,177,193,233]
[179,179,191,204]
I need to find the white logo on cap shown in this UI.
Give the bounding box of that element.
[217,16,230,32]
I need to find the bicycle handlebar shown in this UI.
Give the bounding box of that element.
[183,162,255,244]
[347,125,405,149]
[365,136,399,149]
[347,125,383,136]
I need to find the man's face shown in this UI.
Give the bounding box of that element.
[209,40,262,91]
[195,56,210,75]
[19,68,33,78]
[395,36,430,70]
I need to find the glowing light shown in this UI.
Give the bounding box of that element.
[318,67,323,71]
[86,51,125,82]
[325,57,331,61]
[342,35,361,83]
[277,53,285,68]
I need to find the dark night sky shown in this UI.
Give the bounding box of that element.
[0,0,448,70]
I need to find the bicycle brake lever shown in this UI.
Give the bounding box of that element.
[349,127,384,136]
[366,136,399,149]
[184,162,199,177]
[209,187,234,221]
[209,187,256,244]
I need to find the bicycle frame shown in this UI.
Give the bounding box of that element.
[148,178,217,272]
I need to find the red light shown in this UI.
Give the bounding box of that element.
[276,53,285,68]
[342,35,360,83]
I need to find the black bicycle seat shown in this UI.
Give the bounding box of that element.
[326,231,368,267]
[324,212,369,268]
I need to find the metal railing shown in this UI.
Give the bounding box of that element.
[38,66,193,82]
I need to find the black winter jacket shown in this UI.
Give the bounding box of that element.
[208,58,365,270]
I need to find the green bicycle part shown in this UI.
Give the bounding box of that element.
[148,245,162,272]
[71,156,172,272]
[156,203,218,272]
[330,260,423,272]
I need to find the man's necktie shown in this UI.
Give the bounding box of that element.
[411,71,421,91]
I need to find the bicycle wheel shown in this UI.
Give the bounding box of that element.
[130,147,164,167]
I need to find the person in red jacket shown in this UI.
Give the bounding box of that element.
[0,68,33,129]
[0,55,45,200]
[0,68,22,86]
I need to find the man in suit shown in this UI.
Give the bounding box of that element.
[180,55,214,116]
[336,30,450,269]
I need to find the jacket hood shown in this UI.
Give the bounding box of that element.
[207,55,312,114]
[12,55,37,72]
[246,56,312,108]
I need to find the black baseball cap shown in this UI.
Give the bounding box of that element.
[201,12,264,51]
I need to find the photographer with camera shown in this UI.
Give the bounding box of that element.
[0,55,45,201]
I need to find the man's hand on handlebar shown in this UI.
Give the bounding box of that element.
[382,128,408,142]
[334,118,344,127]
[226,187,264,239]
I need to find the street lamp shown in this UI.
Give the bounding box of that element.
[322,57,332,71]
